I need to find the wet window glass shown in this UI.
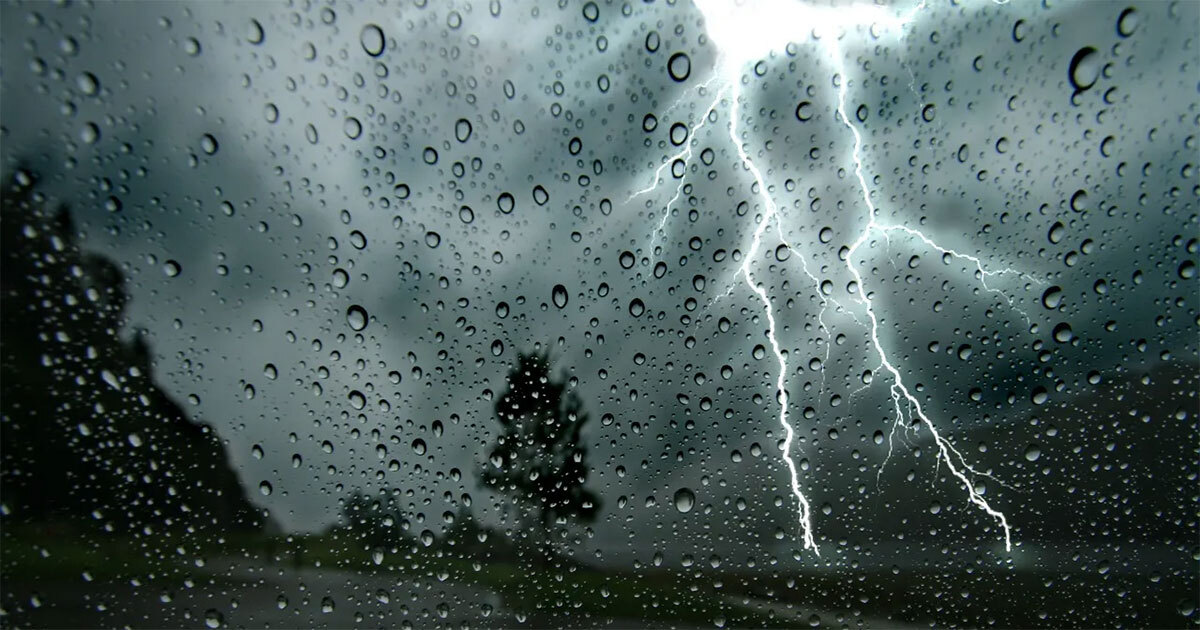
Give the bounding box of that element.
[2,0,1197,627]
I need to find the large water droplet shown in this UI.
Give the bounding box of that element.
[673,487,695,513]
[360,24,385,57]
[346,305,368,331]
[667,52,691,82]
[551,284,568,309]
[1068,46,1100,92]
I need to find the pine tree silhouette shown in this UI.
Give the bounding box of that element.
[479,351,599,563]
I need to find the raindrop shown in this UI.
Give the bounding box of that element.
[259,481,272,496]
[163,260,181,277]
[459,205,475,224]
[346,305,368,331]
[795,101,813,122]
[76,72,99,95]
[673,488,695,513]
[80,122,100,144]
[247,18,264,44]
[425,231,441,247]
[1047,222,1066,244]
[619,251,635,269]
[332,268,349,288]
[344,117,362,139]
[645,31,660,53]
[1069,190,1089,212]
[582,1,599,22]
[1068,47,1100,93]
[1116,7,1138,37]
[533,185,549,205]
[412,439,427,455]
[491,340,504,356]
[497,192,515,214]
[1041,286,1063,309]
[204,610,223,629]
[629,298,645,317]
[361,24,385,57]
[669,122,688,146]
[1052,322,1073,343]
[1024,444,1042,462]
[667,52,691,82]
[552,284,568,309]
[454,118,473,142]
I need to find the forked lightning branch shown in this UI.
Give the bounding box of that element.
[629,0,1035,554]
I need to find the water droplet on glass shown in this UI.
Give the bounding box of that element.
[497,192,515,214]
[795,101,813,122]
[360,24,385,57]
[673,487,695,513]
[346,305,368,331]
[1116,7,1138,37]
[1041,286,1063,309]
[76,72,99,95]
[163,260,181,277]
[454,118,472,143]
[1068,46,1100,92]
[582,1,599,22]
[552,284,568,309]
[1024,444,1041,462]
[667,52,691,82]
[259,481,272,496]
[247,18,264,44]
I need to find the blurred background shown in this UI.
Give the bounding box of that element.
[1,0,1196,627]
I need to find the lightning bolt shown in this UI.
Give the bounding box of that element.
[631,0,1027,553]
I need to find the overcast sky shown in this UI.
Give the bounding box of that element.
[2,0,1195,569]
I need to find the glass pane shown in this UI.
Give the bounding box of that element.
[2,0,1196,627]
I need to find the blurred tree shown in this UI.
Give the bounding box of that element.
[0,167,263,533]
[479,351,599,564]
